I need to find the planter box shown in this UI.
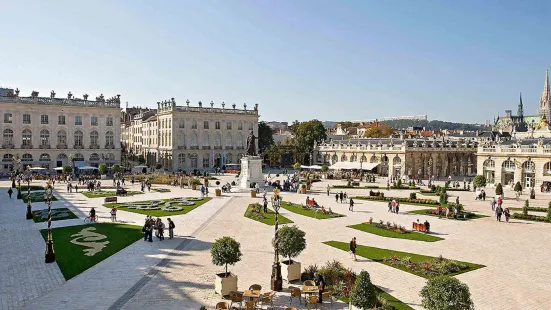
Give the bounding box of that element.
[192,185,197,190]
[215,273,238,296]
[301,188,307,194]
[250,190,257,198]
[215,189,221,196]
[281,260,301,282]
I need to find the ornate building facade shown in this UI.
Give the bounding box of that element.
[314,138,477,179]
[121,100,259,171]
[0,89,121,172]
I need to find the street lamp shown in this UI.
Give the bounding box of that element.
[270,188,283,291]
[44,183,55,263]
[24,171,33,220]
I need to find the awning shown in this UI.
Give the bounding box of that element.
[300,165,323,170]
[54,167,63,171]
[329,162,379,170]
[78,166,99,170]
[29,167,46,170]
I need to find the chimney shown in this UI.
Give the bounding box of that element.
[505,110,512,118]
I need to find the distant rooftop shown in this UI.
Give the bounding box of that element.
[0,88,120,108]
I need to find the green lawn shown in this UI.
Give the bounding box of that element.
[19,192,58,203]
[510,207,548,212]
[376,287,414,310]
[17,185,46,191]
[104,197,212,217]
[32,208,78,223]
[409,209,488,220]
[324,241,484,279]
[40,223,143,280]
[152,188,171,193]
[244,204,293,225]
[348,223,443,242]
[353,197,438,207]
[80,191,144,198]
[280,201,344,219]
[418,191,438,196]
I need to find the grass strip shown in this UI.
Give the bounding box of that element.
[348,223,443,242]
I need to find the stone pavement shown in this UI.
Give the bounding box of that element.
[2,175,551,310]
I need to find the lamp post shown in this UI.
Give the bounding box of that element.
[270,189,283,291]
[24,171,33,220]
[44,183,55,263]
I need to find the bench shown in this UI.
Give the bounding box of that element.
[412,222,427,232]
[104,196,118,203]
[351,181,360,187]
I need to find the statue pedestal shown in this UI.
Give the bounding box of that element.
[240,156,264,190]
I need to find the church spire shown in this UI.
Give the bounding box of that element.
[538,69,551,120]
[518,92,524,117]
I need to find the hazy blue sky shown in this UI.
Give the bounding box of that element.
[1,0,550,123]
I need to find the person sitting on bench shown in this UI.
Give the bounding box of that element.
[116,188,127,195]
[424,220,430,233]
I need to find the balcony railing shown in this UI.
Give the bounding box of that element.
[189,146,199,150]
[202,146,211,150]
[178,145,186,149]
[39,144,51,149]
[57,144,68,149]
[21,144,33,149]
[236,146,244,150]
[482,148,496,152]
[105,144,115,149]
[520,148,537,153]
[225,146,233,150]
[73,145,84,149]
[2,143,14,148]
[214,146,222,150]
[89,144,100,149]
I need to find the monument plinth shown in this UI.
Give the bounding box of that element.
[240,156,264,189]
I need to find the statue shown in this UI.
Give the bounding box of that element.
[68,91,73,99]
[50,90,55,98]
[83,94,89,100]
[246,130,257,156]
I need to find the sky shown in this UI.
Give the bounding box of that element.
[1,0,551,124]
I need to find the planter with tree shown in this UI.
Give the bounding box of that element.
[349,270,377,310]
[191,178,201,190]
[530,188,535,199]
[155,162,163,170]
[276,225,306,282]
[495,183,503,198]
[420,275,474,310]
[98,164,108,179]
[321,165,328,178]
[62,165,72,178]
[250,182,257,198]
[215,181,221,196]
[300,184,307,194]
[211,236,242,296]
[112,164,121,174]
[514,181,522,196]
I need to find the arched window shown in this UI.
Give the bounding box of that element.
[57,130,67,146]
[74,130,83,147]
[214,133,221,148]
[225,133,232,148]
[350,154,357,162]
[105,131,114,148]
[73,153,84,161]
[22,129,32,147]
[238,121,243,130]
[22,153,33,162]
[522,160,535,173]
[226,153,233,164]
[90,153,100,161]
[341,154,347,162]
[39,129,50,147]
[57,153,67,160]
[332,154,338,164]
[360,155,367,162]
[39,153,51,162]
[203,153,210,167]
[393,156,401,166]
[3,128,13,146]
[237,134,244,148]
[502,160,515,171]
[370,155,377,163]
[483,159,495,169]
[544,162,551,176]
[106,153,115,161]
[190,132,198,147]
[3,154,13,162]
[203,133,210,147]
[90,130,99,147]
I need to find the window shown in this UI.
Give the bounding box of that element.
[39,154,51,162]
[226,153,233,164]
[90,153,100,161]
[192,120,197,129]
[226,122,232,130]
[215,121,221,130]
[106,116,113,126]
[57,130,66,145]
[106,131,114,147]
[248,123,253,130]
[74,130,83,147]
[179,120,185,128]
[4,113,12,123]
[40,129,50,146]
[3,129,13,146]
[22,154,33,162]
[41,115,49,124]
[238,122,243,130]
[22,129,32,146]
[225,133,232,147]
[178,134,186,147]
[91,116,98,126]
[75,116,82,125]
[203,133,210,147]
[90,130,99,146]
[204,121,209,129]
[203,154,210,168]
[23,114,31,124]
[214,133,221,148]
[178,153,186,167]
[237,134,244,147]
[190,132,198,147]
[58,115,66,125]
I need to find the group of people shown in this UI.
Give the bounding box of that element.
[142,216,175,242]
[387,200,400,213]
[491,197,510,222]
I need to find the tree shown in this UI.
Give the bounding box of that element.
[495,183,503,196]
[258,121,274,153]
[62,165,72,175]
[523,200,529,216]
[321,165,328,172]
[98,164,108,175]
[112,164,121,173]
[138,155,146,164]
[210,236,242,276]
[350,270,377,309]
[289,120,327,164]
[276,225,306,263]
[473,175,486,188]
[267,144,280,167]
[363,124,394,138]
[514,181,522,193]
[155,163,163,170]
[420,276,474,310]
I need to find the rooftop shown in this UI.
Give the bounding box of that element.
[0,89,120,108]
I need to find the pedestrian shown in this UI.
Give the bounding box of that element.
[496,205,503,222]
[456,196,459,205]
[143,218,153,242]
[504,207,510,223]
[7,187,13,199]
[395,201,400,214]
[158,219,165,241]
[335,193,339,202]
[497,196,503,208]
[391,200,396,213]
[167,218,175,239]
[446,205,450,219]
[339,191,344,203]
[110,206,117,222]
[205,186,209,197]
[388,201,392,212]
[491,198,496,211]
[263,197,268,213]
[201,185,205,198]
[314,272,325,304]
[327,185,330,196]
[482,190,486,201]
[75,184,78,193]
[349,237,357,261]
[349,198,354,211]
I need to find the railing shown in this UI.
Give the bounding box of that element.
[500,148,517,153]
[189,146,199,150]
[2,143,14,148]
[21,144,33,149]
[236,146,244,150]
[89,145,100,149]
[202,146,211,150]
[544,149,551,154]
[73,145,84,149]
[520,148,537,153]
[105,144,115,149]
[213,146,222,150]
[39,144,51,149]
[57,144,67,149]
[0,95,120,108]
[482,148,496,152]
[177,146,186,149]
[225,146,233,150]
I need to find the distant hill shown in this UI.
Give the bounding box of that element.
[380,119,490,131]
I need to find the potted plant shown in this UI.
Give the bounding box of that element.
[349,270,377,310]
[300,184,307,194]
[98,164,108,179]
[215,181,221,196]
[191,178,201,190]
[420,275,474,310]
[473,175,486,189]
[211,236,242,296]
[250,182,257,198]
[495,183,503,198]
[514,181,522,196]
[276,225,306,282]
[306,180,311,190]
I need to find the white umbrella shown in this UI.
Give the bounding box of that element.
[54,167,63,171]
[78,166,99,170]
[29,167,46,170]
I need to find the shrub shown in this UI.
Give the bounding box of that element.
[98,164,108,175]
[155,163,163,170]
[420,276,474,310]
[410,192,417,200]
[210,236,242,276]
[112,164,121,173]
[397,179,402,187]
[62,165,73,175]
[138,155,145,164]
[523,200,529,216]
[276,225,306,264]
[293,162,301,170]
[321,165,328,172]
[350,270,377,309]
[301,264,318,281]
[547,202,551,222]
[495,183,503,196]
[514,181,522,193]
[318,260,357,299]
[431,184,436,192]
[473,175,486,188]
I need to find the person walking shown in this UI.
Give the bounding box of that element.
[314,272,325,303]
[349,237,357,261]
[339,191,344,203]
[263,197,268,213]
[388,201,392,212]
[167,218,175,239]
[395,201,400,214]
[335,193,339,202]
[110,206,117,222]
[200,185,205,198]
[143,218,153,242]
[497,196,503,208]
[158,220,165,241]
[455,196,459,206]
[349,198,354,211]
[326,185,330,196]
[504,207,510,223]
[491,198,496,211]
[496,205,503,222]
[482,190,486,201]
[7,187,13,199]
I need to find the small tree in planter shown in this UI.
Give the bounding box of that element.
[349,270,377,310]
[215,181,221,196]
[523,200,529,216]
[112,164,121,174]
[473,175,486,189]
[62,165,73,176]
[321,164,328,173]
[276,225,306,282]
[155,162,163,170]
[98,164,108,175]
[495,183,503,197]
[211,236,242,296]
[530,188,535,199]
[420,275,474,310]
[514,181,522,194]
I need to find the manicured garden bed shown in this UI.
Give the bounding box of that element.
[409,208,488,220]
[510,206,548,212]
[152,188,171,193]
[244,203,293,225]
[348,222,443,242]
[17,185,46,191]
[80,190,144,198]
[32,208,78,223]
[19,192,58,203]
[354,194,439,207]
[104,197,211,216]
[280,201,344,219]
[511,213,550,222]
[40,223,143,280]
[324,241,484,279]
[332,185,420,190]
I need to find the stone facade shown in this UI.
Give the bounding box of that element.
[315,138,477,179]
[121,100,259,171]
[477,138,551,188]
[0,89,121,173]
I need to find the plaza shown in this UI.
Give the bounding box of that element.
[2,171,551,310]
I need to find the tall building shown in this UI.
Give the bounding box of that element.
[121,99,259,171]
[537,69,551,121]
[0,89,121,172]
